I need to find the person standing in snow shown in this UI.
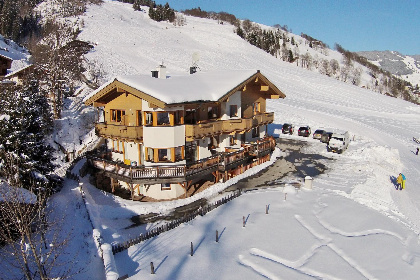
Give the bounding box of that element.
[396,173,403,190]
[401,173,406,190]
[416,147,419,155]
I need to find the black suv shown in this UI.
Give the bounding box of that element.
[298,126,311,137]
[282,123,294,134]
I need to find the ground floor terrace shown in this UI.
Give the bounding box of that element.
[86,136,276,201]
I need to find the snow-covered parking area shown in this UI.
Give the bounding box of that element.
[76,134,420,279]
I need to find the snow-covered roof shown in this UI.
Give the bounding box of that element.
[0,53,13,61]
[85,69,285,106]
[4,64,33,78]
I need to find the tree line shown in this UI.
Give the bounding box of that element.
[181,6,416,104]
[335,43,414,102]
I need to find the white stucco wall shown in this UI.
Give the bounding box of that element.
[221,91,241,120]
[124,142,141,165]
[140,183,185,199]
[197,138,212,159]
[143,125,185,148]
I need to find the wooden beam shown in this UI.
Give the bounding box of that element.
[260,85,269,91]
[93,101,106,107]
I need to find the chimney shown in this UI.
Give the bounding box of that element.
[190,66,197,74]
[151,64,167,79]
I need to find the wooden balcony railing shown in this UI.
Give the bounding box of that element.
[87,136,276,184]
[95,123,143,141]
[185,112,274,141]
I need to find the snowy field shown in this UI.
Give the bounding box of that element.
[74,1,420,278]
[3,0,420,279]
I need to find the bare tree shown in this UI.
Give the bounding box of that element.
[351,67,363,86]
[319,59,332,76]
[329,59,339,76]
[0,178,75,280]
[241,19,252,33]
[301,52,313,69]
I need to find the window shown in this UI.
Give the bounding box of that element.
[230,135,237,146]
[110,109,125,122]
[175,146,183,161]
[253,102,260,115]
[229,105,238,118]
[112,140,124,153]
[144,111,184,126]
[185,109,197,124]
[145,146,184,163]
[145,112,153,126]
[157,112,170,126]
[207,106,219,119]
[161,183,171,190]
[158,148,170,162]
[146,147,154,161]
[174,110,184,125]
[252,126,260,138]
[136,110,142,126]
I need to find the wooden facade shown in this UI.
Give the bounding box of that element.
[0,54,12,76]
[85,69,285,200]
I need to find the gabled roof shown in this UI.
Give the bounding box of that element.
[4,64,33,78]
[84,70,286,107]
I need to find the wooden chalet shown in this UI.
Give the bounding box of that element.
[4,64,34,85]
[85,66,285,200]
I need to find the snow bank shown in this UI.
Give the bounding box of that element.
[101,243,120,280]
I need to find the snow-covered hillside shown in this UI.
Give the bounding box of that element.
[358,50,420,87]
[70,1,420,279]
[3,1,420,279]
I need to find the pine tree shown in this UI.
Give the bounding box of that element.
[0,82,56,193]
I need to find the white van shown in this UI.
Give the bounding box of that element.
[327,131,350,153]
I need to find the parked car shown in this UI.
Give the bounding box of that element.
[298,126,311,137]
[282,123,294,134]
[327,131,350,153]
[313,129,325,140]
[320,131,333,143]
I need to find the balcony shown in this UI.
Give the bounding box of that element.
[95,123,143,141]
[87,136,276,185]
[185,112,274,141]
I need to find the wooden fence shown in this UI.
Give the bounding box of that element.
[111,189,242,255]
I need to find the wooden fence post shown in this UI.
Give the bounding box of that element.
[216,230,219,242]
[266,205,268,214]
[191,242,194,256]
[150,262,155,274]
[243,216,245,227]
